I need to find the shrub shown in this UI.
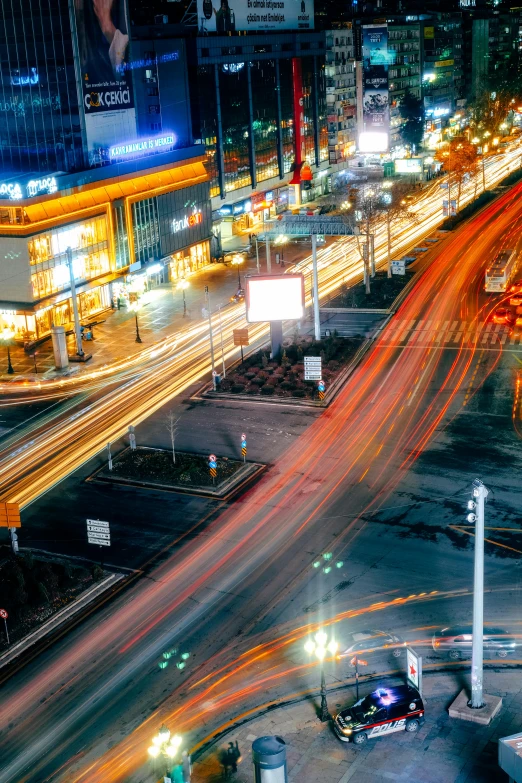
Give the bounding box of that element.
[262,353,269,368]
[260,385,275,395]
[231,384,245,393]
[292,389,306,398]
[91,565,104,582]
[257,370,268,380]
[245,371,256,380]
[251,377,265,386]
[280,381,296,391]
[327,360,340,371]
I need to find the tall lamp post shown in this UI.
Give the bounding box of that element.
[148,725,182,777]
[467,479,489,709]
[177,278,190,317]
[304,629,338,722]
[472,136,487,192]
[0,327,15,374]
[231,254,245,288]
[130,301,142,343]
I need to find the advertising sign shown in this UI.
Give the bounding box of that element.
[394,158,423,174]
[406,647,422,693]
[198,0,314,32]
[73,0,136,165]
[245,274,305,323]
[359,25,391,153]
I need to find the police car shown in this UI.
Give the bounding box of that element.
[333,684,425,745]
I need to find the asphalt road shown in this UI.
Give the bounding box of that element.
[2,184,522,783]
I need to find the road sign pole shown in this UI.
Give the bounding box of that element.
[3,617,9,645]
[266,236,271,274]
[217,304,226,378]
[311,234,321,340]
[471,479,488,709]
[205,286,216,388]
[355,658,359,701]
[255,236,260,274]
[241,434,247,463]
[107,442,113,471]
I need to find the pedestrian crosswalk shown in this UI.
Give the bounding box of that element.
[380,318,522,349]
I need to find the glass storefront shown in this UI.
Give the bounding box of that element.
[168,241,210,282]
[29,215,110,299]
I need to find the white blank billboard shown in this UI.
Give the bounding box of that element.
[246,275,305,322]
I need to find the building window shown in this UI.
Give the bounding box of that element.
[251,61,279,183]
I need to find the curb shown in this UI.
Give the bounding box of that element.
[0,572,124,670]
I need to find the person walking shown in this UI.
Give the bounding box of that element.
[181,749,192,782]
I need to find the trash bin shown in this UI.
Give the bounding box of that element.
[252,736,287,783]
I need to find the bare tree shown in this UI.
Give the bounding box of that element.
[165,412,180,464]
[435,137,479,211]
[378,183,419,278]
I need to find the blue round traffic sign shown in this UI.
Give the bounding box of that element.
[318,380,325,391]
[209,460,217,469]
[241,440,247,448]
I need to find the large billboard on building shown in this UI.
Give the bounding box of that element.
[246,274,305,322]
[73,0,136,165]
[359,24,390,153]
[197,0,314,32]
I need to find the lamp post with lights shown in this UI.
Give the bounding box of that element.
[231,254,245,288]
[148,725,182,777]
[130,301,142,343]
[466,479,488,709]
[304,629,338,722]
[471,136,487,192]
[0,327,15,374]
[177,278,189,317]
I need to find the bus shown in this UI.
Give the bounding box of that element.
[485,250,518,293]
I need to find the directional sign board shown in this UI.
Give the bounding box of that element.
[87,519,111,547]
[391,259,406,276]
[304,356,322,381]
[233,328,250,347]
[406,647,422,693]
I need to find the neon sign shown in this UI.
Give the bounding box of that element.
[0,183,23,200]
[172,212,203,233]
[109,134,176,160]
[27,177,58,197]
[10,68,39,86]
[0,177,58,201]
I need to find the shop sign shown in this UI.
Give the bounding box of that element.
[232,199,252,216]
[172,212,203,234]
[218,205,233,216]
[251,192,273,213]
[0,176,58,200]
[0,182,23,200]
[109,134,176,161]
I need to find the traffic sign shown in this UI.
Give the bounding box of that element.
[317,379,326,401]
[233,329,250,347]
[304,356,322,381]
[209,460,217,469]
[0,502,21,528]
[391,259,406,275]
[0,609,8,619]
[87,519,111,547]
[241,433,246,441]
[209,454,217,462]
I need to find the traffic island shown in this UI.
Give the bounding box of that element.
[90,447,266,500]
[327,270,416,310]
[448,688,503,726]
[203,335,365,407]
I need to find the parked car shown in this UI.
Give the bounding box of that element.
[339,629,406,659]
[333,684,425,745]
[432,626,518,659]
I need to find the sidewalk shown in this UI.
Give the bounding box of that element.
[3,239,322,379]
[191,669,520,782]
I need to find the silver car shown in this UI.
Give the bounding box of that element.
[432,626,518,659]
[339,629,406,659]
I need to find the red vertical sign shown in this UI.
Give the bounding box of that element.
[290,57,304,184]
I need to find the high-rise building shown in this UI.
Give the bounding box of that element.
[325,28,358,172]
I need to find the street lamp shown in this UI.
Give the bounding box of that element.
[231,253,245,288]
[274,234,288,266]
[129,301,142,343]
[177,278,190,317]
[148,725,182,777]
[304,629,338,722]
[0,326,15,374]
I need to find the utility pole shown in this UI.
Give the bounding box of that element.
[265,235,271,274]
[204,286,217,389]
[255,236,260,274]
[481,155,486,192]
[66,246,84,358]
[363,242,370,294]
[217,304,226,378]
[311,234,321,340]
[469,478,488,709]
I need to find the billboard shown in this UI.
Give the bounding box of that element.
[394,158,423,174]
[360,25,390,153]
[197,0,314,32]
[73,0,136,165]
[245,275,305,322]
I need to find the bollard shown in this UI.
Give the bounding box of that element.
[252,736,287,783]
